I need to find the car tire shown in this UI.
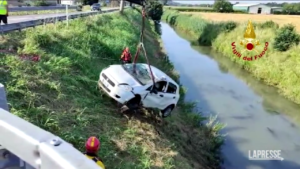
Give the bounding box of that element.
[161,105,174,118]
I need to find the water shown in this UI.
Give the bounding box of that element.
[160,22,300,169]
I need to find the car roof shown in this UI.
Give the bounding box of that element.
[110,63,179,86]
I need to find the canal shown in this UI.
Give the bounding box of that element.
[160,22,300,169]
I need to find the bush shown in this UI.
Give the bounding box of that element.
[258,20,279,29]
[273,24,300,52]
[213,0,233,13]
[198,21,237,46]
[146,0,163,22]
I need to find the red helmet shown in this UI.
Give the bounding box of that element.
[85,136,100,153]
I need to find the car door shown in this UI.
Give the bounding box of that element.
[142,81,168,109]
[163,81,178,108]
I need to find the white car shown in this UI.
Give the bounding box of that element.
[98,63,180,118]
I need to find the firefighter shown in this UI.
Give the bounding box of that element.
[84,136,105,169]
[120,47,132,64]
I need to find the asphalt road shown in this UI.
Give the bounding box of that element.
[7,8,118,24]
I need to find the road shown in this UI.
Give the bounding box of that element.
[7,8,118,24]
[161,23,300,169]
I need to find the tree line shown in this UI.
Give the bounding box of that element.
[212,0,300,15]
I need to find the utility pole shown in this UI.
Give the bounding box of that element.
[120,0,124,13]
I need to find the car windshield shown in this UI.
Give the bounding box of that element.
[92,3,100,6]
[122,63,152,85]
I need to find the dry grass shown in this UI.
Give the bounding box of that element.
[182,12,300,32]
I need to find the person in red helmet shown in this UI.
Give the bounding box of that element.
[84,136,105,169]
[120,47,132,64]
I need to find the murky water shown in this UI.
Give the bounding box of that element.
[160,22,300,169]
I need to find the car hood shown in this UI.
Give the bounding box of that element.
[105,65,141,87]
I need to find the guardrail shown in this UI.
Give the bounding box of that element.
[0,9,119,34]
[9,6,78,12]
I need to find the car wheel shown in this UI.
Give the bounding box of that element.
[161,105,174,118]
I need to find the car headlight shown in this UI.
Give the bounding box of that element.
[118,83,133,91]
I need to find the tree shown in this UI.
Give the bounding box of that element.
[213,0,233,13]
[282,3,300,14]
[145,0,163,22]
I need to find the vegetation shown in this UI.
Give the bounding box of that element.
[273,24,300,51]
[145,0,163,22]
[181,12,300,33]
[0,9,223,169]
[162,9,300,104]
[213,0,233,13]
[168,2,300,15]
[166,6,215,12]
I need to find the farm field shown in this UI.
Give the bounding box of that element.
[182,12,300,32]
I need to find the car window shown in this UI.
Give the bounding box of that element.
[155,81,167,92]
[122,63,152,85]
[166,82,177,94]
[92,3,100,6]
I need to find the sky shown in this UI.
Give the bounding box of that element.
[172,0,300,4]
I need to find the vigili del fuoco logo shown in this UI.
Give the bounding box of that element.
[231,20,268,61]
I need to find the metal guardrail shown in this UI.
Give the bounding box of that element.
[9,6,78,12]
[0,9,119,34]
[0,108,103,169]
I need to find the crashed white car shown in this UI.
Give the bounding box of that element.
[98,63,180,118]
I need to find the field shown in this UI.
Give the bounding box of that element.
[0,9,223,169]
[182,12,300,32]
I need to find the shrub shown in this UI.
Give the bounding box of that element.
[273,24,300,52]
[213,0,233,13]
[222,21,237,32]
[258,20,279,29]
[146,0,163,22]
[198,21,237,46]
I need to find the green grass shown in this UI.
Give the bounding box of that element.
[0,9,223,169]
[162,9,300,105]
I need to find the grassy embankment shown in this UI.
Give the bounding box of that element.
[162,9,300,105]
[0,9,223,169]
